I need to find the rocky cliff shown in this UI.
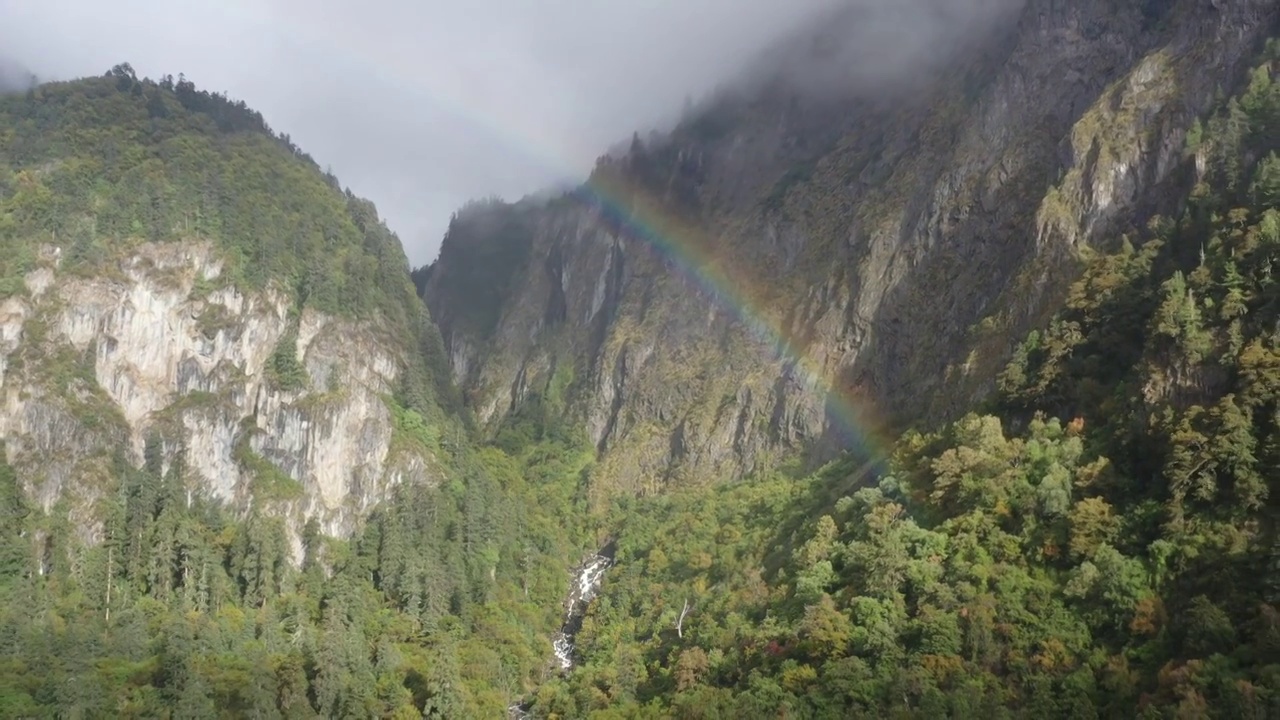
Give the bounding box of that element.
[425,0,1280,496]
[1,242,442,551]
[0,72,453,555]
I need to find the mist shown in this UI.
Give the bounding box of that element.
[0,57,36,94]
[739,0,1027,98]
[0,0,1023,264]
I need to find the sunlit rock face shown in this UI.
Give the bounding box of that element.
[0,241,443,556]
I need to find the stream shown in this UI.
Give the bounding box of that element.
[508,544,615,719]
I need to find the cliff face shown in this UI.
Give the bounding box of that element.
[425,0,1279,496]
[0,73,460,554]
[0,241,442,552]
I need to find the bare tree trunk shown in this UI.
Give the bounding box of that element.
[105,546,113,624]
[677,598,690,639]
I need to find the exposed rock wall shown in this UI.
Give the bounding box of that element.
[0,241,441,553]
[426,0,1279,495]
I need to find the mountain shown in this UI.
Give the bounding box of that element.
[0,65,598,717]
[425,0,1279,496]
[0,63,460,547]
[516,22,1280,720]
[417,0,1280,715]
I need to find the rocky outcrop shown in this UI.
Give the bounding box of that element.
[0,241,443,555]
[426,0,1279,494]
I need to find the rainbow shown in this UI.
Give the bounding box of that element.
[216,12,894,474]
[570,169,892,475]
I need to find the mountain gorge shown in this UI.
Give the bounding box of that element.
[3,0,1280,717]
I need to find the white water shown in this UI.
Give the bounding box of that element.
[553,554,613,670]
[508,551,614,718]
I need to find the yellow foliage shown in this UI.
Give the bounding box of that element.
[780,663,818,694]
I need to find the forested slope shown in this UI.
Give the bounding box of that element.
[524,42,1280,719]
[0,66,605,718]
[0,427,601,717]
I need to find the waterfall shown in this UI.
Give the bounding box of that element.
[552,553,613,670]
[508,544,615,718]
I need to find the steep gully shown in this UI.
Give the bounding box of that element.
[509,543,616,718]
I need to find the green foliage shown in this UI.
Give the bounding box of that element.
[0,446,29,580]
[0,66,605,718]
[15,334,130,435]
[266,329,308,392]
[493,382,589,456]
[0,410,599,717]
[230,419,304,502]
[544,362,576,415]
[13,37,1280,720]
[388,396,441,457]
[2,73,379,316]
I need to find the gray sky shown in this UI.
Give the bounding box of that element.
[0,0,844,265]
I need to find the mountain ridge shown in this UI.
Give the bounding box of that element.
[524,37,1280,712]
[0,66,461,549]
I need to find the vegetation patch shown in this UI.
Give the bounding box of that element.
[193,303,237,340]
[0,64,451,440]
[265,329,308,392]
[232,419,304,503]
[387,395,441,459]
[0,64,605,720]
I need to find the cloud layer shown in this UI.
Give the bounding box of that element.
[749,0,1025,96]
[1,1,1030,264]
[1,0,851,263]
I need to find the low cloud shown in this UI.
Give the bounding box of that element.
[0,0,1022,264]
[0,56,36,94]
[743,0,1026,97]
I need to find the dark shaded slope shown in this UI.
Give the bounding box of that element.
[425,0,1280,491]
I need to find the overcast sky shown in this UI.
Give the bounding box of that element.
[0,0,844,265]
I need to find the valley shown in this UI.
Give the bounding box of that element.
[2,0,1280,717]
